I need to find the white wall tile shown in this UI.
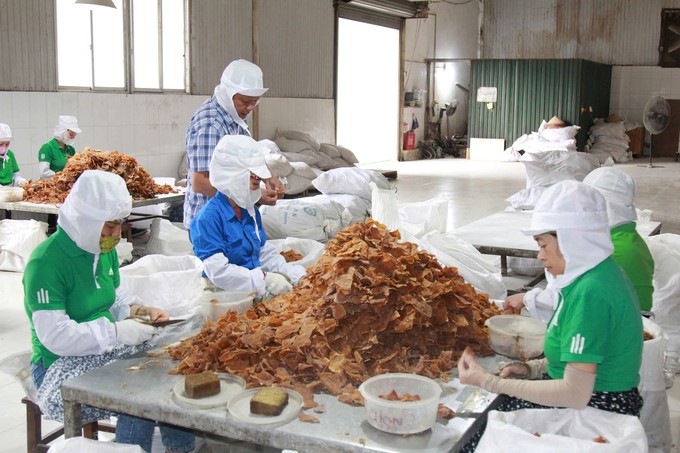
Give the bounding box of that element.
[0,92,13,124]
[28,93,47,129]
[77,93,94,127]
[106,93,124,127]
[106,126,123,153]
[30,128,50,161]
[91,93,109,126]
[45,93,64,128]
[86,126,109,151]
[12,93,31,128]
[11,127,31,165]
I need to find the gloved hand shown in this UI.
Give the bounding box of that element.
[115,319,158,345]
[264,272,293,295]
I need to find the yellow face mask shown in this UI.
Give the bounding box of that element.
[100,235,121,254]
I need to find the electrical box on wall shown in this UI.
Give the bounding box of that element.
[477,87,497,110]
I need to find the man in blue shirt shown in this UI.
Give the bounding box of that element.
[183,59,282,229]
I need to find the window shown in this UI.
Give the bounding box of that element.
[56,0,186,91]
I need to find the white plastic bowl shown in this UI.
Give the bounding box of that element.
[485,314,547,360]
[197,291,254,321]
[358,373,442,435]
[0,186,24,202]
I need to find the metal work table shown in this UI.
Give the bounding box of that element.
[61,349,503,452]
[0,193,185,216]
[453,211,661,278]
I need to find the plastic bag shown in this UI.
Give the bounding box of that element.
[267,237,325,269]
[476,407,647,452]
[118,255,204,316]
[370,182,399,231]
[260,198,351,243]
[0,219,48,271]
[644,234,680,352]
[48,437,144,453]
[0,350,38,400]
[398,194,449,239]
[417,231,507,300]
[145,219,193,256]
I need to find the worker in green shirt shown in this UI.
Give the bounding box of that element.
[24,170,195,452]
[38,115,80,179]
[0,123,27,186]
[583,166,655,312]
[458,181,643,450]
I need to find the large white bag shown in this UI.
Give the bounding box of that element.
[398,194,449,239]
[417,231,507,300]
[145,219,193,256]
[644,234,680,352]
[260,198,351,243]
[118,255,204,316]
[476,407,647,452]
[639,317,672,453]
[0,219,47,271]
[48,437,143,453]
[370,182,399,231]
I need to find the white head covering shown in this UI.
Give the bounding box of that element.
[583,167,637,228]
[213,60,268,134]
[522,180,613,291]
[0,123,12,141]
[53,115,81,138]
[58,170,131,255]
[209,135,270,225]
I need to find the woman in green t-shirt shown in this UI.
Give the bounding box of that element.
[458,181,644,450]
[0,123,27,187]
[38,115,81,179]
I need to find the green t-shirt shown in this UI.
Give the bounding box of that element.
[611,222,655,312]
[23,227,119,368]
[0,150,21,186]
[38,138,75,172]
[544,256,643,392]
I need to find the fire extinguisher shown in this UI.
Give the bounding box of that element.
[403,132,416,150]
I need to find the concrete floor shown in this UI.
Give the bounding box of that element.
[1,156,679,452]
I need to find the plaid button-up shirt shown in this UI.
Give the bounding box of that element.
[183,96,249,228]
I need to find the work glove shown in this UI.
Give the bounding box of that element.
[264,272,293,296]
[115,319,158,345]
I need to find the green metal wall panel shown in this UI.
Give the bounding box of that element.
[469,59,611,151]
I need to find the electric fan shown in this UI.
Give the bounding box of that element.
[640,96,671,168]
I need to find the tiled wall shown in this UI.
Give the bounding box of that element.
[0,92,337,182]
[610,66,680,125]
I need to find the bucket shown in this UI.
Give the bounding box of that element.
[197,291,254,321]
[403,132,416,150]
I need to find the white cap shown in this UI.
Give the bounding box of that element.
[522,180,610,236]
[583,167,637,228]
[209,135,270,217]
[58,170,132,255]
[53,115,82,138]
[523,180,613,291]
[0,123,12,141]
[220,59,269,97]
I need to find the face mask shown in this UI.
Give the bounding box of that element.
[100,235,121,253]
[62,133,76,146]
[0,145,8,155]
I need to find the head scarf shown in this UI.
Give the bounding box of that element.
[522,180,613,291]
[583,167,637,228]
[53,115,81,139]
[209,135,270,230]
[58,170,131,289]
[213,60,268,134]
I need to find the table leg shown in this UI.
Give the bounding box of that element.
[500,255,507,276]
[63,399,83,438]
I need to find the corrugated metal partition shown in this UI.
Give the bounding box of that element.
[0,0,56,91]
[190,0,253,95]
[259,0,334,98]
[468,59,610,150]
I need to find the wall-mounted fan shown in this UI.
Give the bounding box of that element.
[640,96,671,168]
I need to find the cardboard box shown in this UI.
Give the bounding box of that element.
[401,149,421,161]
[626,127,644,158]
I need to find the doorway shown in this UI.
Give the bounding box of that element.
[337,18,400,164]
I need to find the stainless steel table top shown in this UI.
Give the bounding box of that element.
[61,346,504,452]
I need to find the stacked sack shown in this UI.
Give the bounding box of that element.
[585,114,631,163]
[260,129,359,195]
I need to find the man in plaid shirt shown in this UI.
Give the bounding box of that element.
[183,59,282,229]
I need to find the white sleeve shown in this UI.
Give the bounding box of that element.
[523,287,559,323]
[109,286,141,321]
[12,172,27,186]
[259,242,306,284]
[32,310,118,357]
[203,253,266,294]
[39,162,55,179]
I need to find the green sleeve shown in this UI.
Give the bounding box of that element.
[38,142,52,163]
[23,257,69,312]
[558,284,608,364]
